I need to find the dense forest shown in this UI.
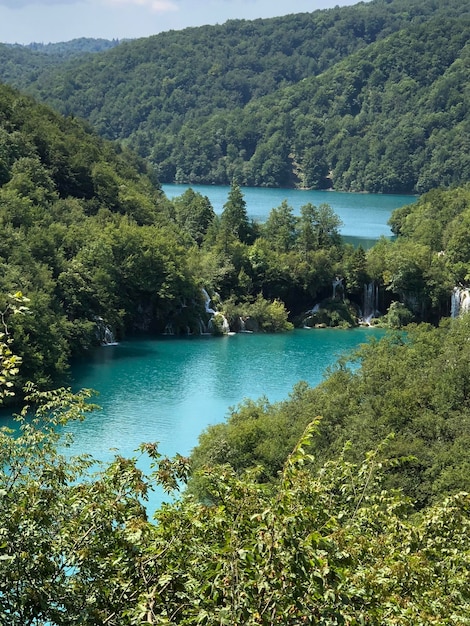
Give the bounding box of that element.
[0,0,469,192]
[0,38,122,88]
[1,0,470,622]
[0,80,469,388]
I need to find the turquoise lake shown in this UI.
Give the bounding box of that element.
[4,187,413,515]
[62,328,384,514]
[162,184,416,246]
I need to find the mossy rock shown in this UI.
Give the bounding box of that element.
[301,299,358,329]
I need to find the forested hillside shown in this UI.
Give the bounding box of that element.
[168,15,469,192]
[0,38,121,87]
[2,76,470,389]
[16,38,122,57]
[0,83,196,388]
[1,0,470,616]
[0,0,468,192]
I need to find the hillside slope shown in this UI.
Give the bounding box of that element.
[169,15,469,192]
[0,0,468,192]
[0,83,197,387]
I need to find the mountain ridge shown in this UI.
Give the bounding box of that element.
[0,0,468,192]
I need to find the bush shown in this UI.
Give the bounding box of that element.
[385,301,414,328]
[223,294,293,333]
[245,294,294,332]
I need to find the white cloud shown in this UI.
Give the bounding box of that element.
[103,0,179,12]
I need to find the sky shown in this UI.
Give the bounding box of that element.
[0,0,364,45]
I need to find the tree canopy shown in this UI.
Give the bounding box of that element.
[0,0,468,192]
[1,317,470,624]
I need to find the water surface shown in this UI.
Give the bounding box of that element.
[163,184,416,244]
[63,328,384,513]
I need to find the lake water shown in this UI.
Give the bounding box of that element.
[163,184,416,247]
[3,186,409,515]
[58,328,384,514]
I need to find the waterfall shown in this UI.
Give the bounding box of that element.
[95,316,118,345]
[207,312,231,334]
[451,287,470,318]
[202,288,216,314]
[301,304,320,328]
[198,318,211,335]
[201,288,232,334]
[103,326,116,345]
[221,315,230,334]
[363,282,379,323]
[163,322,174,335]
[332,277,343,299]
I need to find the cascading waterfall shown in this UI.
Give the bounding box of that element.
[198,318,210,335]
[220,315,230,334]
[363,282,379,323]
[201,288,231,334]
[202,288,216,314]
[332,277,343,299]
[103,326,116,344]
[238,317,253,333]
[163,322,174,335]
[301,304,320,328]
[451,287,470,318]
[207,313,231,334]
[94,316,118,345]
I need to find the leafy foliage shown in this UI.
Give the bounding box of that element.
[191,315,470,509]
[1,387,469,624]
[377,184,470,319]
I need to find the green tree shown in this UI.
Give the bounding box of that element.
[4,156,57,208]
[172,188,215,245]
[297,202,343,254]
[262,200,297,253]
[443,207,470,283]
[219,180,253,244]
[0,292,27,401]
[343,244,370,294]
[300,144,330,189]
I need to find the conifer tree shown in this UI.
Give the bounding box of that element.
[220,180,252,244]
